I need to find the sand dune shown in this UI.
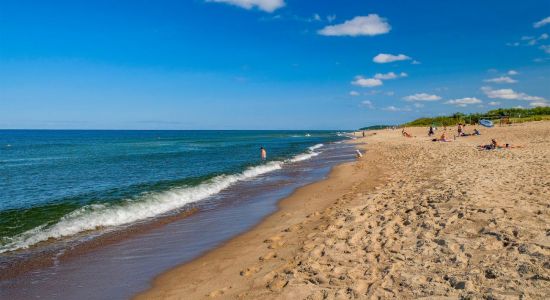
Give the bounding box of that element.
[137,121,550,300]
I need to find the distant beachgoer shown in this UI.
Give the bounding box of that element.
[402,129,413,138]
[428,126,435,136]
[457,124,463,136]
[433,132,451,142]
[477,139,523,150]
[362,131,365,137]
[355,149,363,158]
[260,147,267,160]
[473,128,480,135]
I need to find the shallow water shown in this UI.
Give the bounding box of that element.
[0,130,355,299]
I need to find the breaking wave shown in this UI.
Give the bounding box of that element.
[0,144,326,253]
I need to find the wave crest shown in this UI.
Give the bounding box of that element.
[0,145,325,253]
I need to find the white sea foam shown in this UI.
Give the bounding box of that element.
[308,143,324,151]
[0,145,326,253]
[289,144,324,162]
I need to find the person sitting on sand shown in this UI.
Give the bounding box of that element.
[428,126,435,136]
[402,129,413,138]
[477,139,523,150]
[432,132,452,142]
[473,128,480,135]
[457,123,463,136]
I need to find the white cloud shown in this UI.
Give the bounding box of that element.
[327,15,336,23]
[522,33,550,46]
[386,91,395,96]
[411,60,421,65]
[507,70,519,75]
[313,14,321,21]
[373,53,411,63]
[540,45,550,54]
[445,97,482,107]
[403,93,441,101]
[484,76,517,84]
[508,33,549,47]
[318,15,391,37]
[413,103,424,108]
[488,101,501,106]
[534,16,550,28]
[383,105,411,112]
[374,72,408,80]
[349,91,360,96]
[206,0,285,12]
[481,86,546,101]
[351,76,383,87]
[530,101,549,107]
[361,100,375,109]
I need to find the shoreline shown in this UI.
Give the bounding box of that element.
[135,140,388,299]
[1,139,358,300]
[137,121,550,299]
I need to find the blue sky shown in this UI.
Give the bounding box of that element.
[1,0,549,129]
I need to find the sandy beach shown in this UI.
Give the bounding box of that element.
[137,121,550,300]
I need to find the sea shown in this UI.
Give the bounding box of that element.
[0,130,356,299]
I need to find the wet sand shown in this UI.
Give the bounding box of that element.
[137,121,550,299]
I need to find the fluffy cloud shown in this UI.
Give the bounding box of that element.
[530,101,549,107]
[481,86,546,101]
[351,76,383,87]
[403,93,441,101]
[318,15,391,36]
[508,70,519,75]
[374,72,408,80]
[361,100,375,109]
[445,97,482,107]
[349,91,360,96]
[383,106,411,112]
[488,101,501,106]
[206,0,285,12]
[373,53,411,63]
[534,16,550,28]
[484,76,517,84]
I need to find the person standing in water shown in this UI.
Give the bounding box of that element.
[260,147,267,160]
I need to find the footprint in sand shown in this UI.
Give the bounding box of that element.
[207,286,232,298]
[240,266,261,277]
[264,235,286,249]
[259,251,278,261]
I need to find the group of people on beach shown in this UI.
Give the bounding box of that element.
[399,123,521,150]
[425,123,482,142]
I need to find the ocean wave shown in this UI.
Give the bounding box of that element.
[308,143,324,151]
[289,144,323,162]
[0,144,325,254]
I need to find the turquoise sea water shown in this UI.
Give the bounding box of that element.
[0,130,345,253]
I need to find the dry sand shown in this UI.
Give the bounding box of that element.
[137,121,550,300]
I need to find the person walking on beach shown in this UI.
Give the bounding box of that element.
[428,126,435,136]
[260,147,267,161]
